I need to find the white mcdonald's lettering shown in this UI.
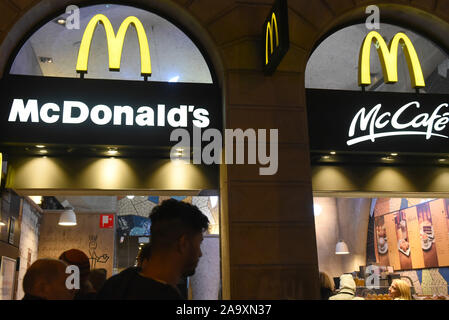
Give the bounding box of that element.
[265,12,279,65]
[347,101,449,146]
[76,14,152,76]
[7,99,210,128]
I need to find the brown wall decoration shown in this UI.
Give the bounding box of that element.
[38,212,114,278]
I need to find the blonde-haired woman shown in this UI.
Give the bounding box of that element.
[389,279,412,300]
[319,271,334,300]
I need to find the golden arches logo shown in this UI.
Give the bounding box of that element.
[265,12,279,65]
[359,31,425,88]
[76,14,152,76]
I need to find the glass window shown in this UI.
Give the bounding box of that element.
[306,23,449,94]
[10,4,213,84]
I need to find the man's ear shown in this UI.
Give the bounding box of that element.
[177,234,189,254]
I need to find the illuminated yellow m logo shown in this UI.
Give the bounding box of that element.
[265,13,279,65]
[359,31,425,88]
[76,14,152,76]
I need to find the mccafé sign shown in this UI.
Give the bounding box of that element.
[307,31,449,154]
[263,0,289,75]
[0,14,221,149]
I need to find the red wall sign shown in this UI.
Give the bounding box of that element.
[100,214,114,229]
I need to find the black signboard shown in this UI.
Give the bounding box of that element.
[307,88,449,154]
[262,0,289,75]
[0,75,222,149]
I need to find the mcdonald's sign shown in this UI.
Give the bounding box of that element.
[76,14,152,76]
[263,0,289,75]
[358,31,425,89]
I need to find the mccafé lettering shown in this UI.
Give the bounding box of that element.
[8,99,210,128]
[347,101,449,146]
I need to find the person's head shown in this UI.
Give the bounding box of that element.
[136,243,152,268]
[389,279,412,300]
[319,271,334,291]
[338,274,356,294]
[23,259,75,300]
[88,269,107,293]
[149,199,209,277]
[59,249,91,283]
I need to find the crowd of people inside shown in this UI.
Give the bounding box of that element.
[21,199,209,300]
[319,271,413,300]
[20,197,415,301]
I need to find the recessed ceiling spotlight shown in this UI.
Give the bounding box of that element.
[107,148,118,155]
[390,153,398,156]
[39,57,53,63]
[330,151,336,155]
[39,149,48,154]
[36,145,45,148]
[322,155,330,160]
[382,156,394,161]
[438,158,447,162]
[57,18,66,25]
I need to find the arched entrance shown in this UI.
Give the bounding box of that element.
[305,3,449,298]
[0,1,225,300]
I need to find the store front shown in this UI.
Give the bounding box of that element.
[4,0,449,301]
[0,3,223,300]
[306,17,449,299]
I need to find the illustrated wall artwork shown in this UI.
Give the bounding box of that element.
[374,199,449,270]
[38,212,114,277]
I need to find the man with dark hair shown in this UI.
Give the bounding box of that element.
[22,259,75,300]
[97,199,209,300]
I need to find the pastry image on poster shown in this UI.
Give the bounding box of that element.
[417,204,435,250]
[375,215,390,266]
[395,211,412,270]
[417,203,439,268]
[376,216,388,254]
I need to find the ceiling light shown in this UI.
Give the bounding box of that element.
[390,153,398,156]
[335,240,350,255]
[127,195,135,200]
[313,204,322,217]
[382,156,394,161]
[107,148,118,155]
[322,155,330,160]
[29,196,43,205]
[59,200,77,226]
[330,151,336,155]
[39,57,53,63]
[58,209,77,226]
[0,221,6,226]
[439,159,447,162]
[57,19,66,25]
[210,196,218,208]
[169,76,179,83]
[36,145,45,148]
[39,149,48,154]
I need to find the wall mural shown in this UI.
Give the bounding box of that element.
[88,235,109,269]
[374,198,449,295]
